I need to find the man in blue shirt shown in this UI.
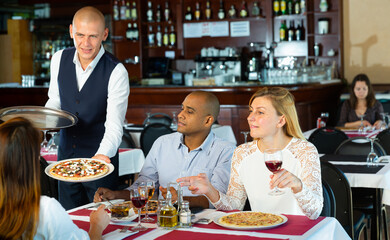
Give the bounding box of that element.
[94,91,235,207]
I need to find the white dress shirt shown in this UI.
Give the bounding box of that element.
[46,46,129,158]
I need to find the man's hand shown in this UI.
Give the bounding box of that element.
[159,186,178,203]
[92,154,111,163]
[94,187,116,202]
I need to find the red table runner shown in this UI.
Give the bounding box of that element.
[196,215,325,236]
[42,148,132,162]
[155,230,288,240]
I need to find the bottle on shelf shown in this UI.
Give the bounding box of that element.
[279,20,287,41]
[126,23,133,41]
[273,0,280,16]
[164,1,170,22]
[280,0,287,15]
[185,6,193,21]
[217,0,225,19]
[147,1,153,22]
[319,0,328,12]
[288,20,295,41]
[251,2,260,17]
[297,19,304,40]
[120,0,127,20]
[239,1,248,18]
[300,0,306,14]
[113,0,119,21]
[148,25,155,47]
[195,2,201,21]
[287,0,293,15]
[294,0,300,14]
[314,42,320,56]
[125,1,131,20]
[156,25,162,47]
[205,0,212,20]
[163,26,169,47]
[228,5,236,18]
[133,23,139,41]
[295,20,302,41]
[169,25,176,47]
[156,4,162,22]
[131,1,137,21]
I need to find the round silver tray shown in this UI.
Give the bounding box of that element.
[0,106,78,130]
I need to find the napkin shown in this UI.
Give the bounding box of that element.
[102,229,139,240]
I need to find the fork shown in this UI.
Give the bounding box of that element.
[120,225,131,233]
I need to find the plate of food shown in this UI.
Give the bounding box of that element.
[109,203,138,223]
[45,158,114,182]
[213,211,288,230]
[124,200,158,215]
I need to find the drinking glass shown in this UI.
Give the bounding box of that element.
[40,130,49,153]
[140,181,155,223]
[358,114,366,134]
[240,131,250,143]
[48,131,58,154]
[145,112,151,126]
[170,111,178,130]
[263,148,284,195]
[130,187,149,231]
[366,138,378,167]
[380,113,388,130]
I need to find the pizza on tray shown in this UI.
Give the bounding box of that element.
[219,212,284,227]
[48,158,110,181]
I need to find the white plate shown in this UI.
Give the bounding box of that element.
[213,211,288,230]
[45,158,114,182]
[110,213,138,223]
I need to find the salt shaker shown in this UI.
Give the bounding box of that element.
[179,200,191,228]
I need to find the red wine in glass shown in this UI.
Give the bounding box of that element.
[132,197,148,208]
[265,160,282,173]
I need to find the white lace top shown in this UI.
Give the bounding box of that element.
[212,138,323,220]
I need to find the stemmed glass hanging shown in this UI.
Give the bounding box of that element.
[40,130,49,154]
[48,131,59,154]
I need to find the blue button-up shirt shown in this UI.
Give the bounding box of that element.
[128,131,236,197]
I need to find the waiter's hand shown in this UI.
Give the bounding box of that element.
[92,154,111,163]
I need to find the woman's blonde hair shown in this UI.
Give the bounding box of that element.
[249,87,305,140]
[0,117,41,240]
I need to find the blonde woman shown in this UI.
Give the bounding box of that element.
[0,117,109,240]
[178,87,323,219]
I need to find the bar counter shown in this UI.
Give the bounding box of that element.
[0,81,345,144]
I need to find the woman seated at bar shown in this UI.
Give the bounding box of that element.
[0,117,109,240]
[178,87,323,220]
[337,73,384,129]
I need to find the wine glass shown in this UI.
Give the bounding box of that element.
[140,181,155,223]
[263,148,284,196]
[40,130,49,153]
[380,113,388,130]
[130,187,149,231]
[358,114,366,134]
[366,137,378,167]
[240,131,250,143]
[48,131,58,154]
[170,111,178,130]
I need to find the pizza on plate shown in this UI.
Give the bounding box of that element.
[219,212,284,227]
[49,159,109,181]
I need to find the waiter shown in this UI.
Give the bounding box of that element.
[45,6,129,210]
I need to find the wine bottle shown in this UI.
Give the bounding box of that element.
[273,0,280,16]
[288,20,295,41]
[164,1,170,22]
[195,2,201,21]
[169,25,176,47]
[125,1,131,20]
[319,0,328,12]
[287,0,293,15]
[163,27,169,47]
[147,1,153,22]
[300,0,306,14]
[251,2,260,17]
[280,0,286,15]
[228,5,236,18]
[156,25,162,47]
[120,0,127,20]
[113,0,119,21]
[126,23,133,41]
[156,4,162,22]
[239,1,248,18]
[185,6,193,21]
[205,0,212,20]
[131,1,137,20]
[279,20,287,41]
[294,0,300,14]
[295,21,302,41]
[133,23,139,41]
[148,26,155,47]
[218,0,225,19]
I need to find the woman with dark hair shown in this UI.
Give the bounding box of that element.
[337,73,384,129]
[0,117,109,240]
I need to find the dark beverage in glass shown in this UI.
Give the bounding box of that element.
[265,160,282,173]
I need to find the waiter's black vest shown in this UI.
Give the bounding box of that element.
[57,47,120,160]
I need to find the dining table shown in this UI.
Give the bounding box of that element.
[67,201,350,240]
[320,154,390,239]
[41,148,146,177]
